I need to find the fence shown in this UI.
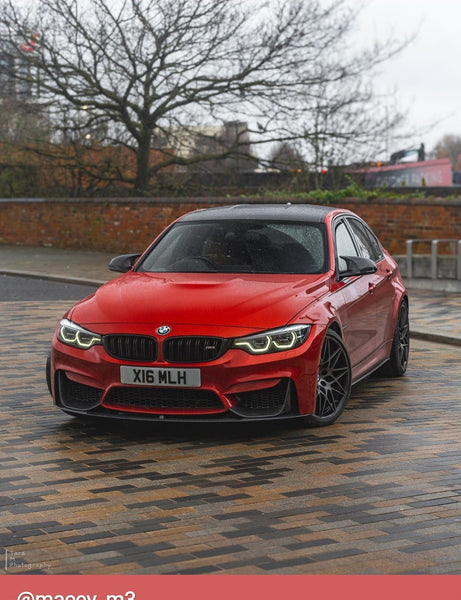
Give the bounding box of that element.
[406,239,461,280]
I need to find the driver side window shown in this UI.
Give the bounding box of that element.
[335,221,359,273]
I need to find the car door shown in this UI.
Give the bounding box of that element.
[334,218,378,374]
[346,217,394,359]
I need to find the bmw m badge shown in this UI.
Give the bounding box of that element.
[157,325,171,335]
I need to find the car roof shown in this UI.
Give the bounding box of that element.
[179,203,336,224]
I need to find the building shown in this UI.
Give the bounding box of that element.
[0,38,40,100]
[153,120,256,172]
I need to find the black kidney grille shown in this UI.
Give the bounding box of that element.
[163,337,227,363]
[106,387,223,411]
[103,335,158,361]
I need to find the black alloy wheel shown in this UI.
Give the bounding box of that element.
[307,329,351,427]
[382,299,410,377]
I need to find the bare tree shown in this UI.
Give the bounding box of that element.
[0,0,407,193]
[0,95,50,144]
[269,141,305,173]
[293,80,406,187]
[433,134,461,171]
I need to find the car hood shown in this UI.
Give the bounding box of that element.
[69,272,329,334]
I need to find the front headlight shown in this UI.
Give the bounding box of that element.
[57,319,102,350]
[233,325,311,355]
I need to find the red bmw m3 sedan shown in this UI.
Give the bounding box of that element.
[47,204,409,426]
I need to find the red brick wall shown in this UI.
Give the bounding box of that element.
[340,197,461,254]
[0,196,460,255]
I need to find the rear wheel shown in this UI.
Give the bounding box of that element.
[382,299,409,377]
[306,330,351,427]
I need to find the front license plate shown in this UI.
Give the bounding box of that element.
[120,366,201,387]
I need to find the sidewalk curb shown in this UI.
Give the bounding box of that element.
[0,269,105,288]
[410,329,461,347]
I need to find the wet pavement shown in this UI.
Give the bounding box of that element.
[0,244,117,285]
[0,244,460,574]
[408,290,461,346]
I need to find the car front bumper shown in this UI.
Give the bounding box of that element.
[49,325,324,421]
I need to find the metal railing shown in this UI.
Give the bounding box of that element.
[406,239,461,280]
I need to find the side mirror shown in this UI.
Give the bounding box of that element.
[108,253,141,273]
[338,255,377,280]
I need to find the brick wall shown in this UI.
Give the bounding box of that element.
[0,196,460,255]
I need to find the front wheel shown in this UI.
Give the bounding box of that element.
[306,330,352,427]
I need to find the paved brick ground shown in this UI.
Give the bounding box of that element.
[410,290,461,341]
[1,300,460,574]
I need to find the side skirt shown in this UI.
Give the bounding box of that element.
[351,357,389,386]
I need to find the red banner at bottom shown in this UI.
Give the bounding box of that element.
[1,575,460,600]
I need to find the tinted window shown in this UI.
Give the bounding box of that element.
[138,220,328,274]
[347,219,383,262]
[335,221,359,272]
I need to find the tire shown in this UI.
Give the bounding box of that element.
[382,299,409,377]
[306,330,352,427]
[46,352,52,396]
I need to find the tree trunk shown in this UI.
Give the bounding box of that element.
[135,134,151,194]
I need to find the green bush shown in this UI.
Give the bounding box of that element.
[0,166,39,197]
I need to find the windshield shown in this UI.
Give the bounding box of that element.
[138,220,328,274]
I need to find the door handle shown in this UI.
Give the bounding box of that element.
[368,282,375,294]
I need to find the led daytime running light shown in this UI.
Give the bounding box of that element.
[58,319,102,350]
[233,325,310,355]
[234,336,272,354]
[273,331,297,350]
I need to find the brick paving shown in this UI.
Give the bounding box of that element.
[410,290,461,342]
[0,298,460,574]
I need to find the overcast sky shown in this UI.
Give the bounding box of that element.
[358,0,461,156]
